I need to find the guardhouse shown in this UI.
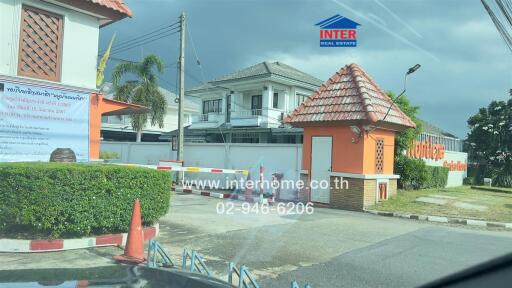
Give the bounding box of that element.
[284,63,416,210]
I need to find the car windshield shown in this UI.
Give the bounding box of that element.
[0,0,511,287]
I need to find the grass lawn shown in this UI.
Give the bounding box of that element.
[370,185,512,223]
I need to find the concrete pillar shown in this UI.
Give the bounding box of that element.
[262,83,273,128]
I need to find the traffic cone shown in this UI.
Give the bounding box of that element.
[113,198,145,264]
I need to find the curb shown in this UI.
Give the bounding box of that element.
[364,210,512,230]
[0,223,159,253]
[173,186,270,204]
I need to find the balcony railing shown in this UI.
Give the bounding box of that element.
[198,114,209,122]
[192,113,223,123]
[232,109,262,118]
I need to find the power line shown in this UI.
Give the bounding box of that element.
[110,57,176,68]
[110,29,180,55]
[482,0,512,52]
[109,26,180,54]
[99,20,179,55]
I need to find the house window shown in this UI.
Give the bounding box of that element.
[375,138,384,174]
[296,93,308,107]
[251,95,262,115]
[273,92,279,109]
[18,5,63,82]
[203,99,222,114]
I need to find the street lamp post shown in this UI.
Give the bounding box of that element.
[381,64,421,123]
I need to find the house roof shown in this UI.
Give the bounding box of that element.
[420,120,458,139]
[284,63,416,129]
[54,0,132,26]
[206,61,323,87]
[89,0,132,17]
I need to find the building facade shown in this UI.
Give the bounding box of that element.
[0,0,141,161]
[408,121,467,187]
[180,61,323,143]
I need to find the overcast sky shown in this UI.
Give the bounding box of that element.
[99,0,512,138]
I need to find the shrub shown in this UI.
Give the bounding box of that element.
[99,151,120,160]
[395,155,427,190]
[0,163,171,237]
[423,166,449,189]
[395,155,449,190]
[463,177,474,185]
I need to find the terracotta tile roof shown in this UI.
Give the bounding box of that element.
[284,63,416,129]
[89,0,132,17]
[209,61,323,87]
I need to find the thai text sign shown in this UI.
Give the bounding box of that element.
[407,140,445,160]
[0,81,89,162]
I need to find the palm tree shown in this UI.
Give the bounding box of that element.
[111,55,167,142]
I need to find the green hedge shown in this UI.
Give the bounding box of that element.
[423,166,449,189]
[0,163,171,237]
[395,155,449,190]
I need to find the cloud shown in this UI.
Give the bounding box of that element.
[99,0,512,137]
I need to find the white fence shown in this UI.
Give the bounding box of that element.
[101,142,302,199]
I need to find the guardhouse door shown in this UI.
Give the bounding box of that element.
[311,136,332,203]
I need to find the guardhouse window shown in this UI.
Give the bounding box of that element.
[18,5,63,82]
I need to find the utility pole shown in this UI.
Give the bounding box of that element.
[177,12,185,163]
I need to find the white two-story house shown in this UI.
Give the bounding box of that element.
[183,61,323,143]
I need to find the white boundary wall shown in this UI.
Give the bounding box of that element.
[422,150,468,187]
[101,141,468,194]
[101,142,302,199]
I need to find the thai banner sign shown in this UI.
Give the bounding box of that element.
[0,81,90,162]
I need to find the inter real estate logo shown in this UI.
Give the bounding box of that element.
[315,14,361,47]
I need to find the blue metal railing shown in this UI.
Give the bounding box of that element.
[182,248,212,276]
[147,240,175,268]
[228,262,260,288]
[291,280,312,288]
[146,241,311,287]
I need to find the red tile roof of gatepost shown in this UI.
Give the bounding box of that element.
[90,0,133,17]
[284,63,416,129]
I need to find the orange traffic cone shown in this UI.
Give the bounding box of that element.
[113,198,145,264]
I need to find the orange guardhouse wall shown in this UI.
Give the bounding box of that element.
[362,128,395,175]
[303,126,396,175]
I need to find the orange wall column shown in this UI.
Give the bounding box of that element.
[362,129,396,174]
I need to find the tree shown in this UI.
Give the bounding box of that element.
[386,92,423,155]
[111,55,167,142]
[386,92,423,189]
[466,98,512,187]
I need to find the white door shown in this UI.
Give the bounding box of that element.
[311,136,332,203]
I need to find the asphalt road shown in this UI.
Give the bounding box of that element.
[259,227,512,287]
[2,193,511,288]
[157,194,512,287]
